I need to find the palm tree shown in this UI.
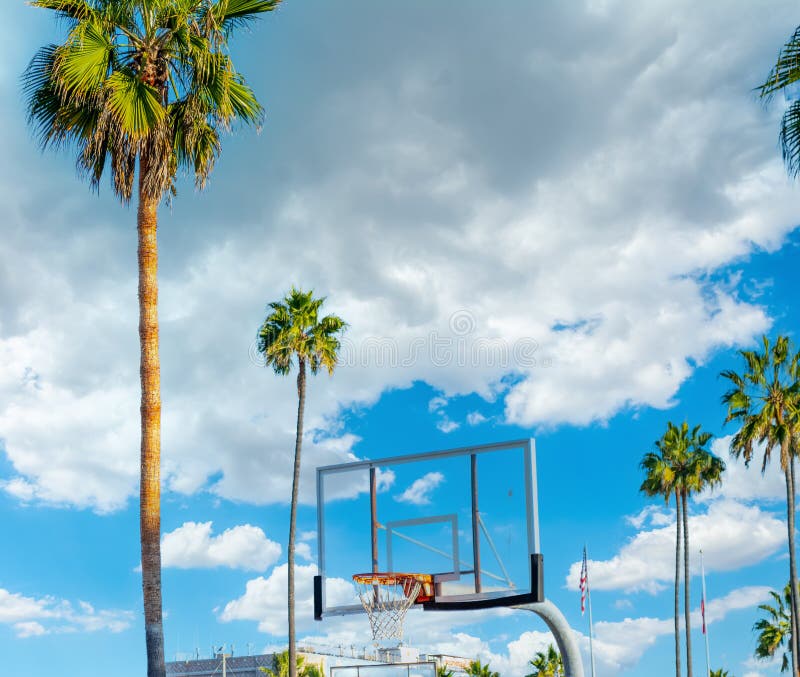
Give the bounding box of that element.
[526,644,563,677]
[257,288,346,677]
[436,668,455,677]
[465,660,500,677]
[709,670,731,677]
[668,421,725,677]
[754,583,793,674]
[722,335,800,676]
[759,24,800,178]
[24,2,279,675]
[640,425,685,677]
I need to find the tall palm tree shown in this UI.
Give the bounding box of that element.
[436,668,455,677]
[754,583,793,674]
[667,422,725,677]
[759,24,800,178]
[24,2,279,675]
[640,425,685,677]
[258,288,346,677]
[722,335,800,677]
[526,644,563,677]
[465,660,500,677]
[709,671,731,677]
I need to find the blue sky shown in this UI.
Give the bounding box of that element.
[2,1,800,675]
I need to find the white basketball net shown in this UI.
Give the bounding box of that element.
[354,575,423,641]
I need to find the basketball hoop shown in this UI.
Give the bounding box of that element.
[352,572,433,640]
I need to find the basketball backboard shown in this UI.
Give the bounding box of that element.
[314,439,543,620]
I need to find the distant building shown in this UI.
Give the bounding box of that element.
[166,646,470,676]
[421,653,472,673]
[166,652,273,676]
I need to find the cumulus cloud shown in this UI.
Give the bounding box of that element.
[566,500,785,593]
[394,472,446,505]
[466,412,487,426]
[580,587,769,674]
[2,0,799,512]
[161,521,282,571]
[220,564,356,635]
[436,418,460,434]
[696,436,786,504]
[0,588,133,638]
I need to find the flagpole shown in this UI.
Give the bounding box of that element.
[584,545,597,677]
[700,549,711,677]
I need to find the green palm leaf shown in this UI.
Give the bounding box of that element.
[106,70,165,137]
[54,21,114,98]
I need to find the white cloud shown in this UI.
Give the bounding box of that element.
[566,500,785,593]
[701,585,771,625]
[428,397,448,413]
[220,564,356,635]
[466,411,487,426]
[625,505,674,530]
[394,472,446,505]
[436,418,460,434]
[161,521,282,572]
[14,621,46,638]
[2,0,799,511]
[585,586,770,674]
[696,436,786,504]
[0,587,133,638]
[296,542,313,562]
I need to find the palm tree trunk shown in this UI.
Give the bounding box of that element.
[786,460,800,677]
[682,490,693,677]
[675,489,682,677]
[138,167,165,677]
[288,357,307,677]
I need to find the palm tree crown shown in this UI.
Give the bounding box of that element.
[526,644,563,677]
[754,583,793,674]
[24,0,277,202]
[465,660,499,677]
[722,336,800,474]
[640,422,724,500]
[258,287,346,376]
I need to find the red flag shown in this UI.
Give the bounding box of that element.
[580,547,588,615]
[701,597,706,635]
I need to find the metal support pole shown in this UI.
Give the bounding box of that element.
[515,600,585,677]
[221,652,230,677]
[370,467,379,603]
[701,549,711,677]
[370,467,378,573]
[471,454,482,593]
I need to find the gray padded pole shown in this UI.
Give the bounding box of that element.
[514,599,585,677]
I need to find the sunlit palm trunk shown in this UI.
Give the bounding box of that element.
[681,490,693,677]
[138,168,165,677]
[786,459,800,677]
[288,357,306,677]
[675,489,682,677]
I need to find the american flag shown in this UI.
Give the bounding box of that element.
[580,547,588,615]
[701,596,706,635]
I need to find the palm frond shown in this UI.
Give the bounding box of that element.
[30,0,98,22]
[760,26,800,101]
[780,99,800,179]
[106,69,165,137]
